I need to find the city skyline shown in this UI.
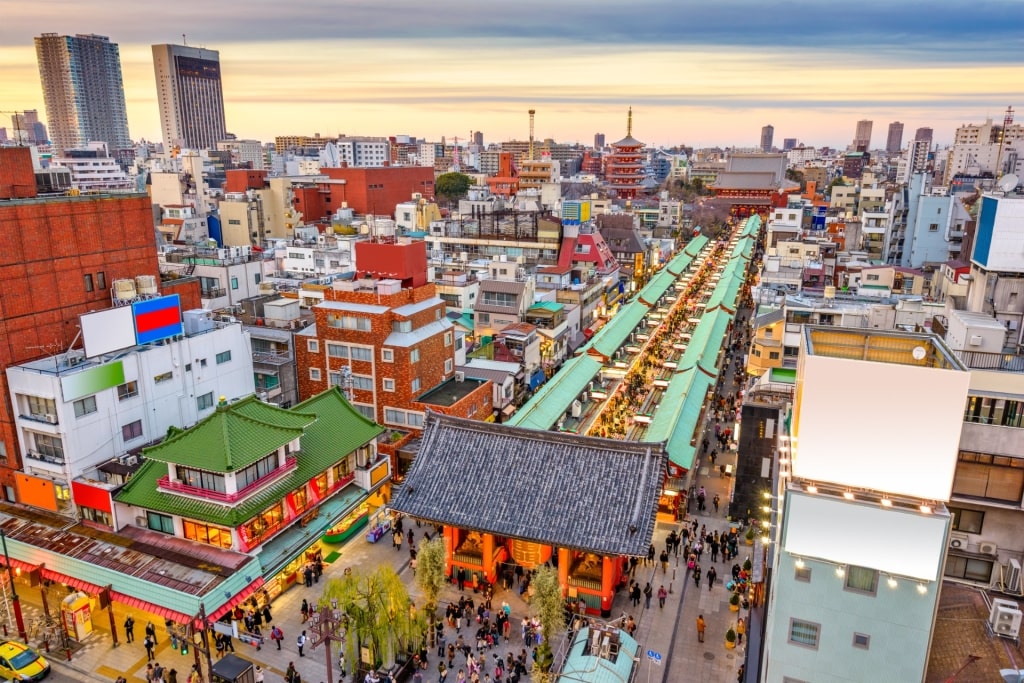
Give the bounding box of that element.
[2,0,1023,149]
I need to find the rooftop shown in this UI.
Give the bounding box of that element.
[802,327,965,370]
[417,376,488,407]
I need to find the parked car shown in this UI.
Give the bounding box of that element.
[0,640,50,681]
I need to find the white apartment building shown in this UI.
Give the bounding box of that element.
[320,138,392,168]
[216,139,265,170]
[52,142,134,192]
[6,319,255,516]
[763,327,970,683]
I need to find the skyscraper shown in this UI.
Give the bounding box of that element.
[886,121,904,153]
[35,33,131,155]
[761,125,774,152]
[915,127,934,144]
[853,119,873,151]
[152,44,228,150]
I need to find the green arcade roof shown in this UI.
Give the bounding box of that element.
[509,354,604,431]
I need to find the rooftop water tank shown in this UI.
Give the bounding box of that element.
[136,275,158,297]
[112,279,137,302]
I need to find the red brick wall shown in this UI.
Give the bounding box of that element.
[321,167,435,217]
[292,186,327,224]
[355,240,428,287]
[0,194,159,491]
[0,147,37,199]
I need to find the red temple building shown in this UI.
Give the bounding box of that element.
[605,109,645,199]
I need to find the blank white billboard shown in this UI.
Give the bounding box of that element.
[793,353,970,501]
[80,307,137,358]
[784,492,948,581]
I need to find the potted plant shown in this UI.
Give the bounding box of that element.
[729,593,740,612]
[725,628,736,650]
[745,527,754,545]
[743,559,752,573]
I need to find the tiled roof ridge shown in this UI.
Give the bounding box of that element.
[426,411,665,456]
[294,386,380,430]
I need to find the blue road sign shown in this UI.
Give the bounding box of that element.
[646,649,662,664]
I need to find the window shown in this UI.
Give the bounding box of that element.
[178,465,227,493]
[146,512,174,534]
[197,392,215,411]
[121,420,143,442]
[254,273,261,285]
[243,502,285,545]
[844,565,878,595]
[230,277,239,290]
[445,332,453,347]
[327,315,371,331]
[964,396,1024,428]
[953,450,1024,503]
[392,320,412,334]
[309,368,321,381]
[73,396,98,417]
[929,223,939,232]
[477,313,490,324]
[354,404,375,420]
[26,395,56,418]
[291,486,309,513]
[307,340,319,353]
[795,566,812,582]
[481,291,517,307]
[408,412,424,428]
[945,554,993,582]
[853,633,871,650]
[332,459,351,483]
[949,506,984,534]
[84,274,94,292]
[183,520,232,549]
[216,351,232,365]
[237,453,280,489]
[410,348,420,363]
[33,434,64,462]
[327,343,349,358]
[411,377,421,393]
[769,352,780,360]
[97,272,106,290]
[385,408,406,425]
[866,274,880,281]
[117,381,138,401]
[352,375,373,391]
[788,619,820,649]
[350,347,372,361]
[200,358,208,368]
[383,379,395,392]
[445,359,453,373]
[185,364,192,372]
[381,349,394,363]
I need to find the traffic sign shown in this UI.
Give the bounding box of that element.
[646,649,662,664]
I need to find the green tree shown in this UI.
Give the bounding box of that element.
[321,565,427,675]
[530,565,566,681]
[435,172,472,205]
[414,536,447,619]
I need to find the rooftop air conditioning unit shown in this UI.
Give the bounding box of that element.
[135,516,148,526]
[454,371,465,382]
[980,541,999,556]
[949,532,969,550]
[1008,559,1022,594]
[990,599,1023,638]
[969,335,983,346]
[44,414,58,424]
[126,455,138,466]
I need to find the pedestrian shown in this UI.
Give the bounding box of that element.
[285,662,298,683]
[301,599,309,622]
[297,630,307,657]
[647,543,655,566]
[708,566,717,590]
[657,585,667,609]
[124,615,135,643]
[271,625,283,650]
[643,583,653,609]
[303,563,313,587]
[713,494,720,513]
[262,604,272,624]
[169,669,179,683]
[737,664,745,682]
[659,549,669,574]
[145,621,157,644]
[696,614,705,643]
[736,617,745,646]
[253,665,263,683]
[693,564,702,588]
[144,634,156,661]
[153,662,165,682]
[630,582,641,608]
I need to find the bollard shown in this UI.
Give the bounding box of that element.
[65,647,71,661]
[668,581,673,595]
[43,639,49,653]
[1,623,6,636]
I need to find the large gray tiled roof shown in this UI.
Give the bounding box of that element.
[390,413,667,556]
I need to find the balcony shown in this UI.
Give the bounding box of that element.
[201,288,227,299]
[25,450,65,466]
[158,455,298,503]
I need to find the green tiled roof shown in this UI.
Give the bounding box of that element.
[116,389,383,527]
[644,366,715,471]
[509,354,604,431]
[590,304,648,358]
[528,301,564,312]
[142,395,315,472]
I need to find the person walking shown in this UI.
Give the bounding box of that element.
[693,564,702,588]
[144,634,156,661]
[301,599,309,622]
[271,625,283,650]
[124,615,135,643]
[713,494,720,513]
[297,630,307,657]
[736,617,745,646]
[708,566,717,590]
[657,585,667,609]
[643,583,653,609]
[145,621,157,644]
[285,662,298,683]
[696,614,706,643]
[659,549,669,574]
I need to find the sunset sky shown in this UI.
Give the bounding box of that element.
[2,0,1022,150]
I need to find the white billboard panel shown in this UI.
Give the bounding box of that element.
[793,353,969,500]
[80,307,136,358]
[784,492,948,581]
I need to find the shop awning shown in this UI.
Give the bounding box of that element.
[45,569,103,595]
[113,593,193,624]
[207,577,266,622]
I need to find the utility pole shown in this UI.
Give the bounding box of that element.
[0,530,27,642]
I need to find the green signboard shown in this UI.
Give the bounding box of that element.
[60,361,126,402]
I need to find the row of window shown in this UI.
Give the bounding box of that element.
[384,408,424,428]
[964,396,1024,429]
[83,271,107,293]
[794,563,878,595]
[787,618,870,652]
[952,450,1024,503]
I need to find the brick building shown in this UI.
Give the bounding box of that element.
[0,147,200,502]
[291,166,435,223]
[295,240,492,444]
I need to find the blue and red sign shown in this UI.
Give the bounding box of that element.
[132,295,183,344]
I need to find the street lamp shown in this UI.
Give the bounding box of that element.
[0,530,27,641]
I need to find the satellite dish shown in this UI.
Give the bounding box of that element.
[912,346,926,361]
[998,174,1020,193]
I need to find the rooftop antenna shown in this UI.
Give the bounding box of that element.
[996,105,1015,176]
[182,34,187,46]
[627,107,633,138]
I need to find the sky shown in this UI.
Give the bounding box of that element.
[2,0,1023,150]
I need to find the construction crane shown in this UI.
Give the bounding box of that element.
[0,110,30,145]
